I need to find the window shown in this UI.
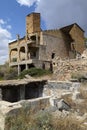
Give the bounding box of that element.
[51,53,55,59]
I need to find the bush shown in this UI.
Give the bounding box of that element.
[4,67,18,80]
[19,68,52,79]
[0,62,18,80]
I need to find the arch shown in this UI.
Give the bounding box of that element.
[19,46,26,61]
[10,48,18,62]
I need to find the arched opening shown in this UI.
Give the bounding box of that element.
[19,47,26,61]
[10,48,18,62]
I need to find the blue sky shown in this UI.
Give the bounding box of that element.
[0,0,87,64]
[0,0,36,38]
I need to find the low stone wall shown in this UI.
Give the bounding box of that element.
[43,81,80,98]
[0,96,50,130]
[47,81,73,90]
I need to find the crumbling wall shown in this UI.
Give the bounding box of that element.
[39,31,69,61]
[0,97,50,130]
[0,80,46,103]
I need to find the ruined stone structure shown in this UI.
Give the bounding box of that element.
[0,77,82,130]
[0,78,80,103]
[9,12,85,74]
[0,79,46,102]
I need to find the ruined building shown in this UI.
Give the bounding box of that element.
[9,12,85,74]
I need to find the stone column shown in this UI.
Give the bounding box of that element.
[17,47,20,62]
[25,44,28,60]
[0,88,2,100]
[36,33,38,44]
[26,64,28,70]
[17,34,20,62]
[20,85,25,100]
[9,49,11,63]
[18,64,21,75]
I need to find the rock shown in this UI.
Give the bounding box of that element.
[81,49,87,59]
[25,74,33,79]
[72,91,80,100]
[56,99,71,111]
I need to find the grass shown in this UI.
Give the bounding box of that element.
[76,82,87,115]
[0,77,4,80]
[62,82,87,115]
[61,94,77,110]
[71,72,87,82]
[5,110,85,130]
[71,72,84,81]
[19,68,52,79]
[79,83,87,99]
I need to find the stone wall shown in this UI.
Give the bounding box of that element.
[26,13,41,34]
[70,24,85,54]
[40,31,69,60]
[43,80,80,99]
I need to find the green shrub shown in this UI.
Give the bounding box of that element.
[19,68,52,79]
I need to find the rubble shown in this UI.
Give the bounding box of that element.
[52,56,87,81]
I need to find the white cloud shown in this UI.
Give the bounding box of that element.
[16,0,87,36]
[16,0,39,7]
[6,25,12,30]
[0,19,6,25]
[0,20,12,64]
[35,0,87,33]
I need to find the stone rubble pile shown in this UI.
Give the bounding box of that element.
[52,55,87,80]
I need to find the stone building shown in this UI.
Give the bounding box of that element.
[9,12,85,74]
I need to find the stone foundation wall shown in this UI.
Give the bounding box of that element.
[43,81,80,99]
